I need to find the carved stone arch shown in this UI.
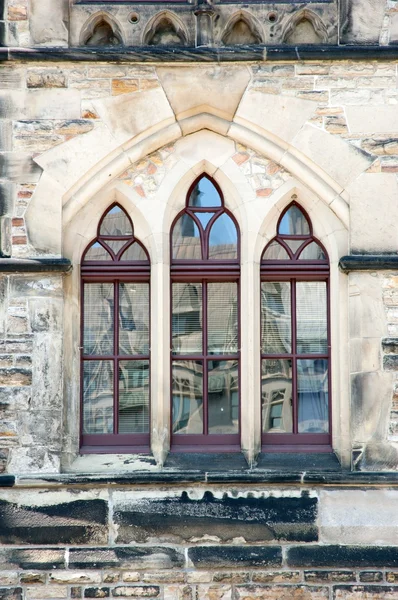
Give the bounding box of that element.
[80,12,124,47]
[221,10,264,45]
[142,11,188,46]
[282,8,328,44]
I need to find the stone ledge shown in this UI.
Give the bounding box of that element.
[0,258,72,273]
[339,255,398,272]
[1,45,398,63]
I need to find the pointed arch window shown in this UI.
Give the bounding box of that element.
[170,175,240,450]
[261,202,331,451]
[81,204,150,452]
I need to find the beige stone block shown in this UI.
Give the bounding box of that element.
[112,80,139,96]
[346,106,398,134]
[235,91,316,145]
[30,0,68,46]
[25,172,63,255]
[25,587,67,599]
[350,337,380,374]
[157,66,250,121]
[173,131,235,169]
[348,173,398,253]
[320,490,398,545]
[49,572,101,585]
[291,124,372,189]
[26,90,81,120]
[27,69,67,89]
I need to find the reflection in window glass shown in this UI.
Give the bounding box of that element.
[278,205,310,235]
[297,359,328,433]
[284,239,305,256]
[85,242,112,261]
[119,360,149,433]
[261,359,292,433]
[261,282,291,354]
[208,214,238,260]
[208,360,239,434]
[105,239,128,256]
[207,282,238,355]
[299,241,326,261]
[100,206,133,236]
[262,241,290,260]
[194,212,213,229]
[172,361,203,434]
[84,283,114,356]
[296,282,327,354]
[119,283,149,356]
[83,360,113,434]
[120,242,148,261]
[172,283,202,355]
[188,177,222,208]
[172,214,202,260]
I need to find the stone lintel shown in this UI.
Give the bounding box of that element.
[0,258,72,273]
[339,255,398,272]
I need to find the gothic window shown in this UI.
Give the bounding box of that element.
[81,204,150,452]
[261,202,331,451]
[170,175,240,450]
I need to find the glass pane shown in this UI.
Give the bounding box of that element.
[284,239,305,255]
[193,211,214,230]
[298,359,329,433]
[100,206,132,236]
[207,282,238,355]
[188,177,222,208]
[119,360,149,433]
[104,239,129,256]
[299,241,326,261]
[172,214,202,260]
[172,361,203,434]
[83,360,113,434]
[172,283,202,355]
[261,282,291,354]
[296,282,327,354]
[262,241,290,261]
[120,242,148,262]
[208,360,239,434]
[208,214,238,260]
[84,283,114,355]
[278,205,310,235]
[261,359,292,433]
[84,242,112,262]
[119,283,149,356]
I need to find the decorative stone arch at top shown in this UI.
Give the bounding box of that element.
[142,11,189,46]
[282,8,329,44]
[221,10,264,45]
[80,11,124,46]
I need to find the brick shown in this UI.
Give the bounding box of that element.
[234,585,329,599]
[112,587,160,597]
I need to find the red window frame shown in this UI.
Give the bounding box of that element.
[170,175,241,451]
[260,202,332,453]
[80,204,151,454]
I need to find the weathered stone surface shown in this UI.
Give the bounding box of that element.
[113,490,318,543]
[0,369,31,386]
[49,572,101,585]
[25,586,67,599]
[358,572,383,583]
[69,548,184,570]
[30,0,68,46]
[19,573,46,584]
[188,546,282,569]
[253,572,301,584]
[234,585,329,599]
[112,587,160,597]
[27,70,67,89]
[304,572,355,583]
[333,586,398,599]
[31,333,62,409]
[0,549,65,570]
[84,588,110,598]
[287,546,398,568]
[0,589,22,600]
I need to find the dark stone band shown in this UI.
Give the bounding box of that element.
[0,258,72,273]
[339,255,398,272]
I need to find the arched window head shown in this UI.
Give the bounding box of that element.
[261,201,331,451]
[170,175,240,450]
[81,204,150,453]
[171,175,239,263]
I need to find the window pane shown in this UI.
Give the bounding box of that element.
[283,239,305,255]
[262,241,290,261]
[261,282,291,354]
[297,359,329,433]
[188,177,222,208]
[84,283,114,355]
[207,282,238,355]
[299,241,326,261]
[119,283,149,356]
[120,242,148,261]
[84,242,112,262]
[208,359,239,434]
[100,206,132,236]
[296,282,327,354]
[119,360,149,433]
[208,214,238,260]
[172,283,202,355]
[193,211,214,229]
[105,239,129,256]
[278,205,310,235]
[261,359,293,433]
[172,361,203,434]
[172,214,202,260]
[83,360,113,434]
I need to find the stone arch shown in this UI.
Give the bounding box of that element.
[80,12,124,46]
[221,10,264,45]
[282,9,328,44]
[142,11,188,46]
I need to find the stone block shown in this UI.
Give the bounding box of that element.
[113,490,318,544]
[0,589,22,600]
[342,0,385,44]
[0,182,16,215]
[26,90,81,120]
[0,68,24,89]
[351,371,393,444]
[7,447,60,474]
[30,0,68,46]
[112,80,139,96]
[234,585,329,599]
[0,368,31,386]
[358,572,383,583]
[0,448,8,473]
[27,70,67,89]
[20,573,46,584]
[0,153,42,184]
[10,276,63,299]
[0,549,65,570]
[18,411,62,451]
[333,586,398,599]
[31,333,62,409]
[304,572,355,583]
[69,548,184,570]
[25,587,67,599]
[188,546,282,569]
[141,573,184,584]
[197,585,231,599]
[28,299,62,333]
[49,572,101,585]
[213,573,250,584]
[287,546,398,568]
[84,589,110,598]
[253,572,301,584]
[0,572,18,585]
[0,216,12,257]
[112,587,160,597]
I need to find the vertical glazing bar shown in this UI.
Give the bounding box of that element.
[291,278,298,434]
[114,281,119,434]
[203,281,208,435]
